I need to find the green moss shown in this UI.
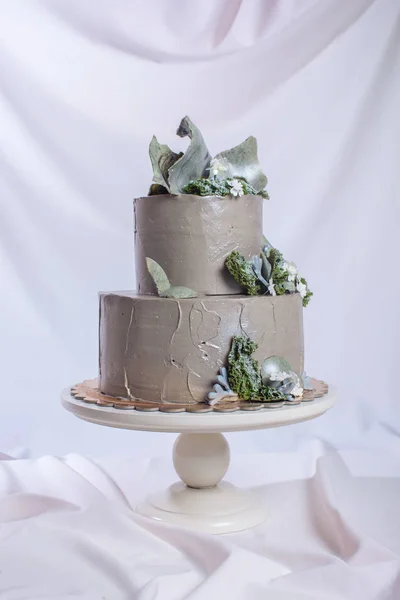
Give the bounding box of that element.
[258,385,287,402]
[225,251,261,296]
[182,178,227,196]
[265,247,313,307]
[227,335,286,402]
[268,248,290,296]
[182,177,269,198]
[300,277,313,307]
[227,336,263,401]
[258,189,269,200]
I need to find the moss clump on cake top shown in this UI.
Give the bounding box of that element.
[148,116,269,199]
[225,237,313,308]
[182,177,269,199]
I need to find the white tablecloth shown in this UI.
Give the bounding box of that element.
[1,444,400,599]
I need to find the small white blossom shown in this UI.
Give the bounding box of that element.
[209,157,229,178]
[284,261,298,282]
[291,383,303,398]
[296,280,307,299]
[267,278,276,296]
[229,178,244,197]
[269,371,291,382]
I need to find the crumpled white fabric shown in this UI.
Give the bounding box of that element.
[1,447,400,599]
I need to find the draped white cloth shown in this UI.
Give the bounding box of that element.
[1,447,400,599]
[1,0,400,597]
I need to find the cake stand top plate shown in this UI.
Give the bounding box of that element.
[62,387,335,434]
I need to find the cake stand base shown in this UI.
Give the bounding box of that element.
[62,387,335,534]
[136,432,265,534]
[136,481,265,535]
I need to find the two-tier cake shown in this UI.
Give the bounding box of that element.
[72,117,328,411]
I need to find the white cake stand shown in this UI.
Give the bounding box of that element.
[62,388,335,534]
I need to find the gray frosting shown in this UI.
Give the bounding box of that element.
[99,292,304,404]
[134,194,263,295]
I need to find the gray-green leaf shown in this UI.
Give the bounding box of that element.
[145,257,171,295]
[214,136,268,193]
[168,116,211,194]
[251,255,269,289]
[149,136,182,190]
[260,251,272,282]
[146,257,198,298]
[164,286,198,299]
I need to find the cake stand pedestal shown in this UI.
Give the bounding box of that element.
[62,389,335,534]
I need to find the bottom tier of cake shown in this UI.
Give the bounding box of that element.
[99,292,304,404]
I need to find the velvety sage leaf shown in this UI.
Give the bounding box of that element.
[164,286,198,299]
[214,136,268,193]
[168,116,211,194]
[148,136,182,191]
[145,257,171,295]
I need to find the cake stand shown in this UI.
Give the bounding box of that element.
[62,387,335,534]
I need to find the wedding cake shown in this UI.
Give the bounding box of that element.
[74,117,327,410]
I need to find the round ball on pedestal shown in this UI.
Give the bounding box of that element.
[173,433,230,489]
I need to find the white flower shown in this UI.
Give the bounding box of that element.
[291,383,303,398]
[284,261,298,282]
[229,178,244,197]
[296,280,307,299]
[209,157,229,178]
[269,371,291,382]
[267,278,276,296]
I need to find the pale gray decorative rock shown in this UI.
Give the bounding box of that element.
[261,356,293,385]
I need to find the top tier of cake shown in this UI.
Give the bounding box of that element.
[134,193,263,296]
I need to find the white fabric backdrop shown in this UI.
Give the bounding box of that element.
[1,0,399,457]
[1,1,400,598]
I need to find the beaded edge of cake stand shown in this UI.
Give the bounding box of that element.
[70,378,329,413]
